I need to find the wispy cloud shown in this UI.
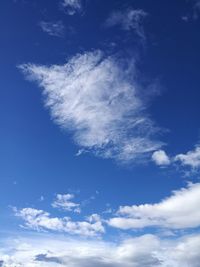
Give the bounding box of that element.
[193,0,200,19]
[1,233,200,266]
[109,183,200,230]
[61,0,82,15]
[15,207,104,237]
[19,50,162,163]
[105,9,147,39]
[52,193,81,213]
[39,21,65,37]
[181,0,200,22]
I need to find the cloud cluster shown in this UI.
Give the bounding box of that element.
[9,183,200,266]
[109,183,200,230]
[61,0,82,15]
[39,21,65,37]
[19,50,162,163]
[1,233,200,266]
[105,9,147,38]
[14,183,200,237]
[152,145,200,171]
[15,208,104,237]
[52,193,81,213]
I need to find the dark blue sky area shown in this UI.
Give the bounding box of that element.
[0,0,200,244]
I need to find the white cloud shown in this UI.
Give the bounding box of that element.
[19,50,162,163]
[1,233,200,266]
[105,9,147,38]
[152,150,170,166]
[152,145,200,170]
[108,183,200,230]
[61,0,82,15]
[175,145,200,169]
[15,208,104,237]
[39,21,65,37]
[52,193,81,213]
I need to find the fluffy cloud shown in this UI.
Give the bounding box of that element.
[152,145,200,170]
[61,0,82,15]
[52,193,81,213]
[39,21,65,37]
[0,233,200,266]
[19,50,162,163]
[15,208,104,237]
[109,183,200,230]
[175,145,200,169]
[152,150,170,166]
[105,9,147,38]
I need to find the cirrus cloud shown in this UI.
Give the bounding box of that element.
[105,9,147,39]
[19,50,162,163]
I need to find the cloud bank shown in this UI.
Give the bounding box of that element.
[19,50,162,163]
[1,233,200,266]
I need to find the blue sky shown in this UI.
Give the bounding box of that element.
[0,0,200,266]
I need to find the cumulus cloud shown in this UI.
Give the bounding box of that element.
[15,208,104,237]
[175,145,200,169]
[19,50,162,163]
[61,0,82,15]
[152,150,170,166]
[108,183,200,230]
[152,145,200,170]
[39,21,65,37]
[105,9,147,38]
[1,233,200,266]
[52,193,81,213]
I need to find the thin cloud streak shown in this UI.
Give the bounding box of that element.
[52,193,81,213]
[39,21,65,37]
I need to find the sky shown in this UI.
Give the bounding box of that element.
[0,0,200,266]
